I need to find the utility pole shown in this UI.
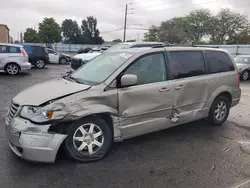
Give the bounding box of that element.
[123,4,128,42]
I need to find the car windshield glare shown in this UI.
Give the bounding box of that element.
[70,52,134,85]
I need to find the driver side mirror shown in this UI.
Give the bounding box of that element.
[120,74,137,87]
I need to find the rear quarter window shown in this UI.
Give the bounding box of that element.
[204,51,235,73]
[9,46,21,53]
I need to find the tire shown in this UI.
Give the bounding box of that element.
[64,116,112,162]
[208,95,230,125]
[35,59,45,68]
[59,57,67,64]
[241,70,249,81]
[5,63,20,75]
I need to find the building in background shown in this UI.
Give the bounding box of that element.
[0,24,9,43]
[9,36,13,43]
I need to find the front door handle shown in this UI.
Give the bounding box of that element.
[159,87,171,92]
[175,85,184,90]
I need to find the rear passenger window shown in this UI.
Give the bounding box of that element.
[9,46,20,53]
[205,51,235,73]
[0,45,7,53]
[169,51,206,79]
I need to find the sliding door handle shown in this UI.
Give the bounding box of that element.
[159,87,171,92]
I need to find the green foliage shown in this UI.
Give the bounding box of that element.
[126,39,136,42]
[112,39,122,42]
[38,17,61,43]
[144,8,250,44]
[80,16,104,44]
[24,28,40,43]
[61,19,81,44]
[144,25,160,41]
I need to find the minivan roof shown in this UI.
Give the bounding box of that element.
[108,46,229,54]
[0,43,22,47]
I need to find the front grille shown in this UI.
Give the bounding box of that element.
[6,101,20,123]
[71,58,83,71]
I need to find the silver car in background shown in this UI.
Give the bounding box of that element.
[234,55,250,81]
[0,43,31,75]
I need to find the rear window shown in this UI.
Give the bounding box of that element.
[0,45,20,53]
[23,45,33,54]
[205,51,235,73]
[169,51,206,79]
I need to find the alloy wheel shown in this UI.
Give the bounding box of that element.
[73,123,104,155]
[36,60,45,68]
[6,64,19,75]
[242,71,249,81]
[214,101,228,121]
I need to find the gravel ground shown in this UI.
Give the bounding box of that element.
[0,64,250,188]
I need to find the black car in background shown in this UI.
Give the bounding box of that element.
[23,44,50,68]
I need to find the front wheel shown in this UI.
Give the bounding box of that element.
[208,96,230,125]
[64,116,112,162]
[35,60,45,68]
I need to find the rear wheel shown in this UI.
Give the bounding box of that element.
[5,63,20,75]
[241,70,249,81]
[64,116,112,162]
[35,60,45,68]
[208,95,230,125]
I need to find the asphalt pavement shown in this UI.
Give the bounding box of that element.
[0,65,250,188]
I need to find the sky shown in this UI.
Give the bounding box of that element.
[0,0,249,42]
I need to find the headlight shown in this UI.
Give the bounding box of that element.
[20,106,54,123]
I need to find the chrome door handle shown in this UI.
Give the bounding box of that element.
[159,87,170,92]
[175,85,184,90]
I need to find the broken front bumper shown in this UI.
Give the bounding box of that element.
[5,117,67,163]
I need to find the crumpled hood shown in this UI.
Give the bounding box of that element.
[13,78,91,106]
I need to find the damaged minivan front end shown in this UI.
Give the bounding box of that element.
[5,78,95,163]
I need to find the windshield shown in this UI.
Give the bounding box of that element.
[234,57,250,64]
[105,43,129,52]
[70,52,133,85]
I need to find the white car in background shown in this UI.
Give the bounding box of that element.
[0,43,31,75]
[47,48,71,64]
[70,52,102,72]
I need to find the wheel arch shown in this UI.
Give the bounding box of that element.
[49,112,121,142]
[208,90,232,114]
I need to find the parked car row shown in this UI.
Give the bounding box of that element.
[0,43,72,75]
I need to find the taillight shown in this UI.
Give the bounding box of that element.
[21,48,28,57]
[237,72,240,88]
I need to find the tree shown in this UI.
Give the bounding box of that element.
[186,9,212,43]
[23,28,40,43]
[112,39,122,43]
[61,19,81,44]
[126,39,136,42]
[158,17,189,44]
[144,25,160,41]
[38,17,61,43]
[209,9,248,44]
[81,16,104,44]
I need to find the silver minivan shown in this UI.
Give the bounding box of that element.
[0,43,31,75]
[5,47,241,163]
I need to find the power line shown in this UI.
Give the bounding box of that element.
[101,28,123,33]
